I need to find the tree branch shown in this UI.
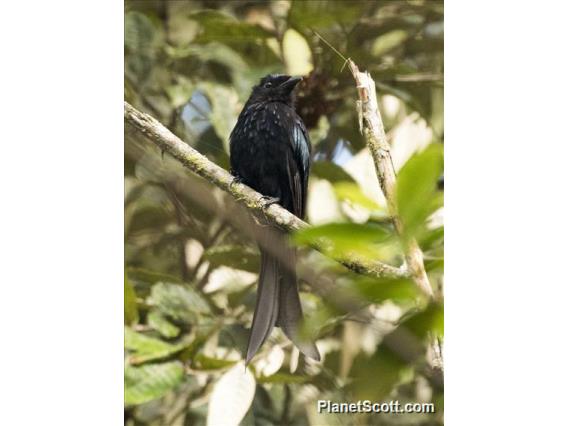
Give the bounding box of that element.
[347,59,443,373]
[124,101,407,279]
[347,60,434,298]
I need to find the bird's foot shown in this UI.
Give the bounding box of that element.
[259,195,281,209]
[229,174,244,191]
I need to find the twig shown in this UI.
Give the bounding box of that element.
[124,101,407,280]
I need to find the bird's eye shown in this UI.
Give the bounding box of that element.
[264,82,273,88]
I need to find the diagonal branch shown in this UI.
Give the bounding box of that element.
[124,101,407,279]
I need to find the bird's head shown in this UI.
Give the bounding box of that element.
[248,74,303,106]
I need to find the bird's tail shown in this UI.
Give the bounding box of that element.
[245,243,320,365]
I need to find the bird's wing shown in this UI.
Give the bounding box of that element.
[285,115,311,218]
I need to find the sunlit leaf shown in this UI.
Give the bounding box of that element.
[283,29,313,76]
[124,361,184,406]
[125,328,188,364]
[207,362,256,426]
[294,222,397,261]
[372,30,409,57]
[333,182,382,211]
[396,144,443,239]
[148,310,180,339]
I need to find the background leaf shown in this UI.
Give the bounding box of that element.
[207,362,256,426]
[125,361,184,406]
[148,282,211,325]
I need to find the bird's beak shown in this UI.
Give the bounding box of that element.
[281,76,303,92]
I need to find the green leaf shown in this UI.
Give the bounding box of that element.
[293,223,397,261]
[203,245,260,273]
[193,354,237,371]
[282,29,313,75]
[207,363,256,426]
[148,282,211,325]
[125,328,187,365]
[396,144,444,239]
[124,272,138,325]
[124,361,184,406]
[165,76,194,109]
[333,182,382,211]
[351,277,420,304]
[404,303,444,339]
[289,0,366,29]
[127,205,173,235]
[147,310,180,339]
[198,82,240,148]
[127,268,183,286]
[312,161,356,183]
[349,346,408,401]
[189,10,274,44]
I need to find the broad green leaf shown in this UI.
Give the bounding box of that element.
[148,282,211,325]
[333,182,382,211]
[207,363,255,426]
[125,328,187,365]
[147,310,180,339]
[124,272,138,325]
[124,361,184,406]
[396,144,444,239]
[283,29,313,76]
[203,245,260,273]
[312,161,356,183]
[404,303,444,339]
[294,222,397,261]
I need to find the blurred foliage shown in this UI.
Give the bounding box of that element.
[125,1,443,425]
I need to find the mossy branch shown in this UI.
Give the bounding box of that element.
[124,101,407,279]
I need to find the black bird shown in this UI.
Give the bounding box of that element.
[230,74,320,364]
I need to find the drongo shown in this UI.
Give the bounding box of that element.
[229,74,320,364]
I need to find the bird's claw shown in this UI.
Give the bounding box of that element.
[229,175,243,191]
[260,195,281,209]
